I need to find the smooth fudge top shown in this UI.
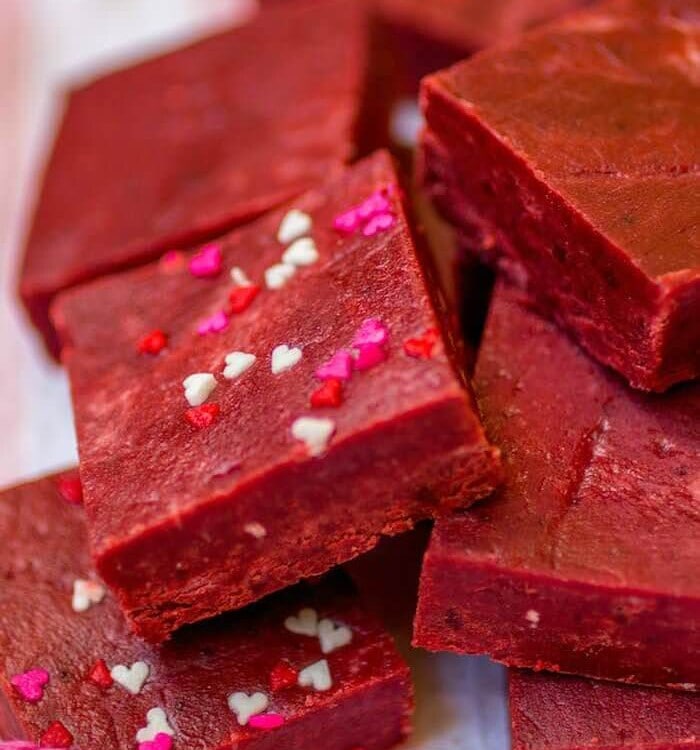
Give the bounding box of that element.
[510,670,700,750]
[0,471,411,750]
[53,152,495,600]
[21,0,371,339]
[433,282,699,599]
[424,0,700,281]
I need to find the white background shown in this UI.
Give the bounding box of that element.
[0,3,509,748]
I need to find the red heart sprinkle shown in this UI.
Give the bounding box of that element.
[310,378,343,408]
[40,721,73,748]
[137,330,168,356]
[56,473,83,505]
[185,404,221,430]
[227,284,260,315]
[403,327,440,359]
[270,661,298,691]
[87,659,113,689]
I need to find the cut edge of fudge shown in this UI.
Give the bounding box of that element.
[52,150,502,641]
[418,0,700,392]
[0,470,414,750]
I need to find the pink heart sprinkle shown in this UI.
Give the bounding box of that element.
[315,350,353,381]
[138,733,173,750]
[197,310,229,335]
[189,243,223,278]
[353,343,388,371]
[249,714,285,730]
[11,668,49,703]
[353,318,389,348]
[362,212,395,237]
[333,209,361,234]
[356,191,391,220]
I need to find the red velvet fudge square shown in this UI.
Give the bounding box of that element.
[52,151,501,642]
[420,0,700,391]
[20,0,379,358]
[0,471,412,750]
[510,670,700,750]
[413,281,700,689]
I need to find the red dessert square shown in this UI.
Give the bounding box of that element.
[53,151,501,642]
[0,471,412,750]
[20,0,380,357]
[510,670,700,750]
[413,282,700,689]
[420,0,700,391]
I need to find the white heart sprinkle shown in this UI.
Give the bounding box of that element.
[298,659,332,692]
[243,522,267,539]
[277,209,312,244]
[227,691,269,726]
[136,707,174,743]
[318,619,353,654]
[183,373,217,406]
[71,579,105,613]
[265,262,296,290]
[291,417,335,456]
[282,237,319,267]
[223,351,256,380]
[284,607,319,636]
[271,344,302,375]
[230,266,253,286]
[111,661,150,695]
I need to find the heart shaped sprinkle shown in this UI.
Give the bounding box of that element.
[315,350,353,381]
[228,284,260,314]
[189,243,223,278]
[197,310,228,336]
[353,318,389,348]
[71,579,106,613]
[111,661,150,695]
[230,266,253,287]
[139,732,173,750]
[362,212,396,237]
[183,373,217,406]
[318,619,353,654]
[353,343,388,371]
[243,522,267,539]
[265,262,296,290]
[271,345,302,375]
[310,379,343,409]
[138,330,168,356]
[11,668,49,703]
[136,708,174,744]
[282,237,319,267]
[87,659,113,689]
[333,187,394,235]
[249,714,285,730]
[269,661,298,691]
[184,404,220,430]
[403,327,440,359]
[277,209,312,244]
[223,352,256,381]
[291,417,336,456]
[40,721,73,749]
[298,659,332,692]
[227,691,269,726]
[284,607,319,636]
[56,472,82,505]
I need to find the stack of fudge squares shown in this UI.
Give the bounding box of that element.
[4,0,698,749]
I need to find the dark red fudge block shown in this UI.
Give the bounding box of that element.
[20,0,380,358]
[420,0,700,391]
[52,151,502,642]
[0,471,412,750]
[510,670,700,750]
[413,281,700,689]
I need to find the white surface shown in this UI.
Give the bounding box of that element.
[0,4,510,749]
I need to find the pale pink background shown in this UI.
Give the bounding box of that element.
[0,3,508,748]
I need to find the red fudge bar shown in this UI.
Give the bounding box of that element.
[420,0,700,391]
[0,471,412,750]
[20,0,379,358]
[53,151,501,642]
[413,282,700,689]
[510,670,700,750]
